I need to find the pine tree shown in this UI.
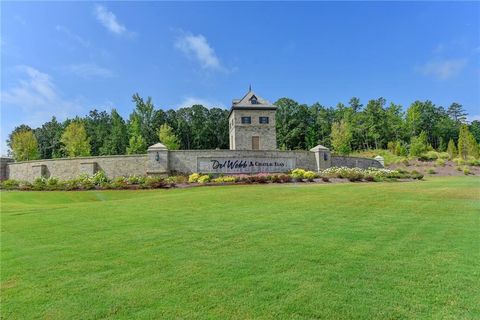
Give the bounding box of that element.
[11,130,40,161]
[61,121,91,157]
[447,139,457,159]
[158,124,180,150]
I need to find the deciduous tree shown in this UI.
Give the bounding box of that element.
[11,130,40,161]
[61,121,91,157]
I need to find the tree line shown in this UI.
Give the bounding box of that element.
[7,93,480,161]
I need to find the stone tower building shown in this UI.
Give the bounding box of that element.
[229,88,277,150]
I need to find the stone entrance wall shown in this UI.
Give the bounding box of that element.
[3,144,383,181]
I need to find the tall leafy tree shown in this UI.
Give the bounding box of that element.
[100,109,128,155]
[35,117,64,159]
[61,121,91,157]
[7,124,32,153]
[85,110,112,156]
[11,130,40,161]
[158,124,180,150]
[131,93,157,146]
[331,120,352,155]
[126,115,147,154]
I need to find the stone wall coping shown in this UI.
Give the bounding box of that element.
[332,155,379,161]
[169,149,311,153]
[31,164,46,167]
[10,154,147,165]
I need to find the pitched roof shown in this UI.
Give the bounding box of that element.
[232,89,274,108]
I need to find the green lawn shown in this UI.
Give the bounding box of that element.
[1,177,479,319]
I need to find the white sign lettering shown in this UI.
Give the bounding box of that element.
[197,157,296,173]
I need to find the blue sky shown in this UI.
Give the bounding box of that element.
[1,1,479,154]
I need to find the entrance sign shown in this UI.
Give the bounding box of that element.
[197,157,296,174]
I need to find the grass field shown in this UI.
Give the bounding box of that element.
[1,177,479,319]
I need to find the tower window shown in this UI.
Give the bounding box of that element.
[250,95,259,104]
[259,116,269,124]
[241,116,251,124]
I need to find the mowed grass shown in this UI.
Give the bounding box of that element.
[1,177,479,319]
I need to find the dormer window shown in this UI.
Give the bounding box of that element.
[250,95,259,105]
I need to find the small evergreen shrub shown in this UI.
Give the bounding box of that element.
[438,152,450,160]
[418,151,438,161]
[463,166,471,175]
[290,168,306,180]
[212,176,235,183]
[32,177,47,191]
[1,179,20,190]
[143,177,167,188]
[467,158,480,166]
[197,175,211,183]
[92,171,109,185]
[46,177,60,190]
[188,173,201,183]
[321,176,330,182]
[426,168,436,174]
[435,159,446,167]
[304,171,317,182]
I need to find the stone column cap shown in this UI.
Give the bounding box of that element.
[148,143,168,151]
[374,155,384,160]
[310,145,329,152]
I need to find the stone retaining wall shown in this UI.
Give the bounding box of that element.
[7,155,147,181]
[3,146,383,181]
[332,156,383,169]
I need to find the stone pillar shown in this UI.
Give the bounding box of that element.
[310,145,331,172]
[0,157,14,180]
[374,155,385,167]
[147,143,169,176]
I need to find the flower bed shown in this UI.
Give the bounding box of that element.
[1,167,422,191]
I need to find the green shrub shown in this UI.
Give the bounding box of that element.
[32,177,47,191]
[418,151,438,161]
[143,177,167,189]
[212,176,235,183]
[426,168,436,174]
[463,166,471,175]
[321,176,330,182]
[1,179,20,190]
[197,175,211,183]
[438,152,449,160]
[78,179,95,190]
[364,175,375,182]
[188,173,201,183]
[92,171,109,185]
[435,159,446,167]
[290,168,306,180]
[18,181,33,191]
[345,171,364,182]
[467,158,480,166]
[402,159,410,166]
[45,177,60,190]
[303,171,317,182]
[126,175,145,185]
[453,158,466,166]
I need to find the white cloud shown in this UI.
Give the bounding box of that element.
[55,25,91,48]
[467,114,480,122]
[418,58,468,80]
[176,97,224,109]
[175,32,224,71]
[94,5,128,35]
[63,63,114,79]
[1,66,83,126]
